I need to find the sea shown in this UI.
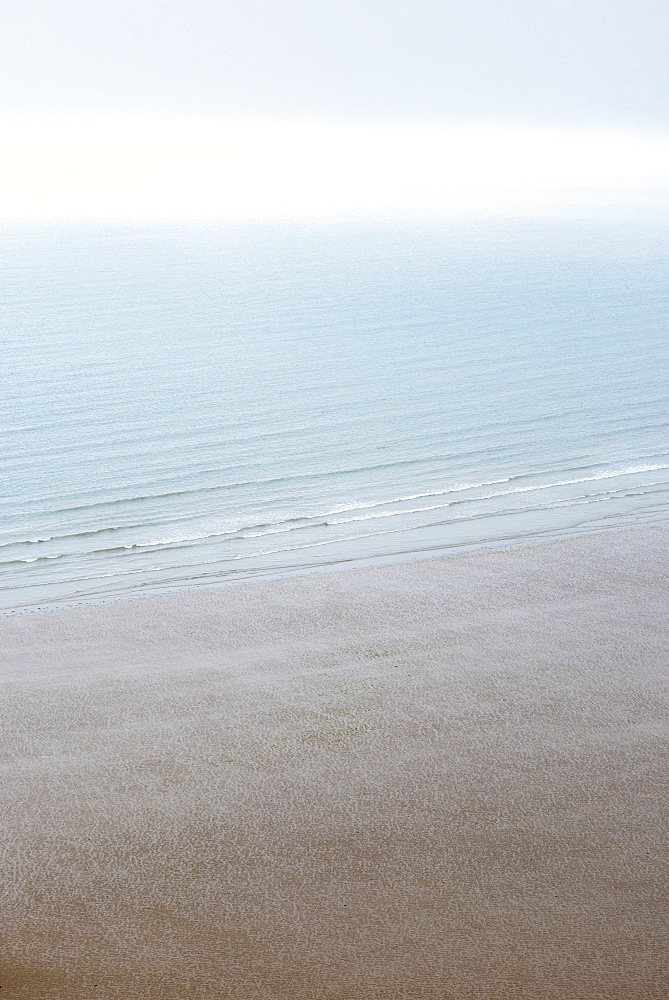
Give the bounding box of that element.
[2,217,668,611]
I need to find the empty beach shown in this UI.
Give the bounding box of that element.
[2,524,669,999]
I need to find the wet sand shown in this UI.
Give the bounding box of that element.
[2,524,669,999]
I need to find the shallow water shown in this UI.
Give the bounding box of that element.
[2,217,668,609]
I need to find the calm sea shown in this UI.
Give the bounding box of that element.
[2,218,668,611]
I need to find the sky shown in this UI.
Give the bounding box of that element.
[1,0,668,218]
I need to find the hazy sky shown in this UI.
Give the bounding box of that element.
[2,2,668,219]
[2,0,668,128]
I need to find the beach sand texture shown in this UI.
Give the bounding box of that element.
[2,524,669,999]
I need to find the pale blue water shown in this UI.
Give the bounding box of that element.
[1,219,668,611]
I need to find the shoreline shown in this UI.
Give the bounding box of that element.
[3,522,669,998]
[3,511,668,618]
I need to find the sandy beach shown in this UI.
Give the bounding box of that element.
[2,523,669,999]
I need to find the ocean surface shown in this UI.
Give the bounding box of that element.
[2,218,668,611]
